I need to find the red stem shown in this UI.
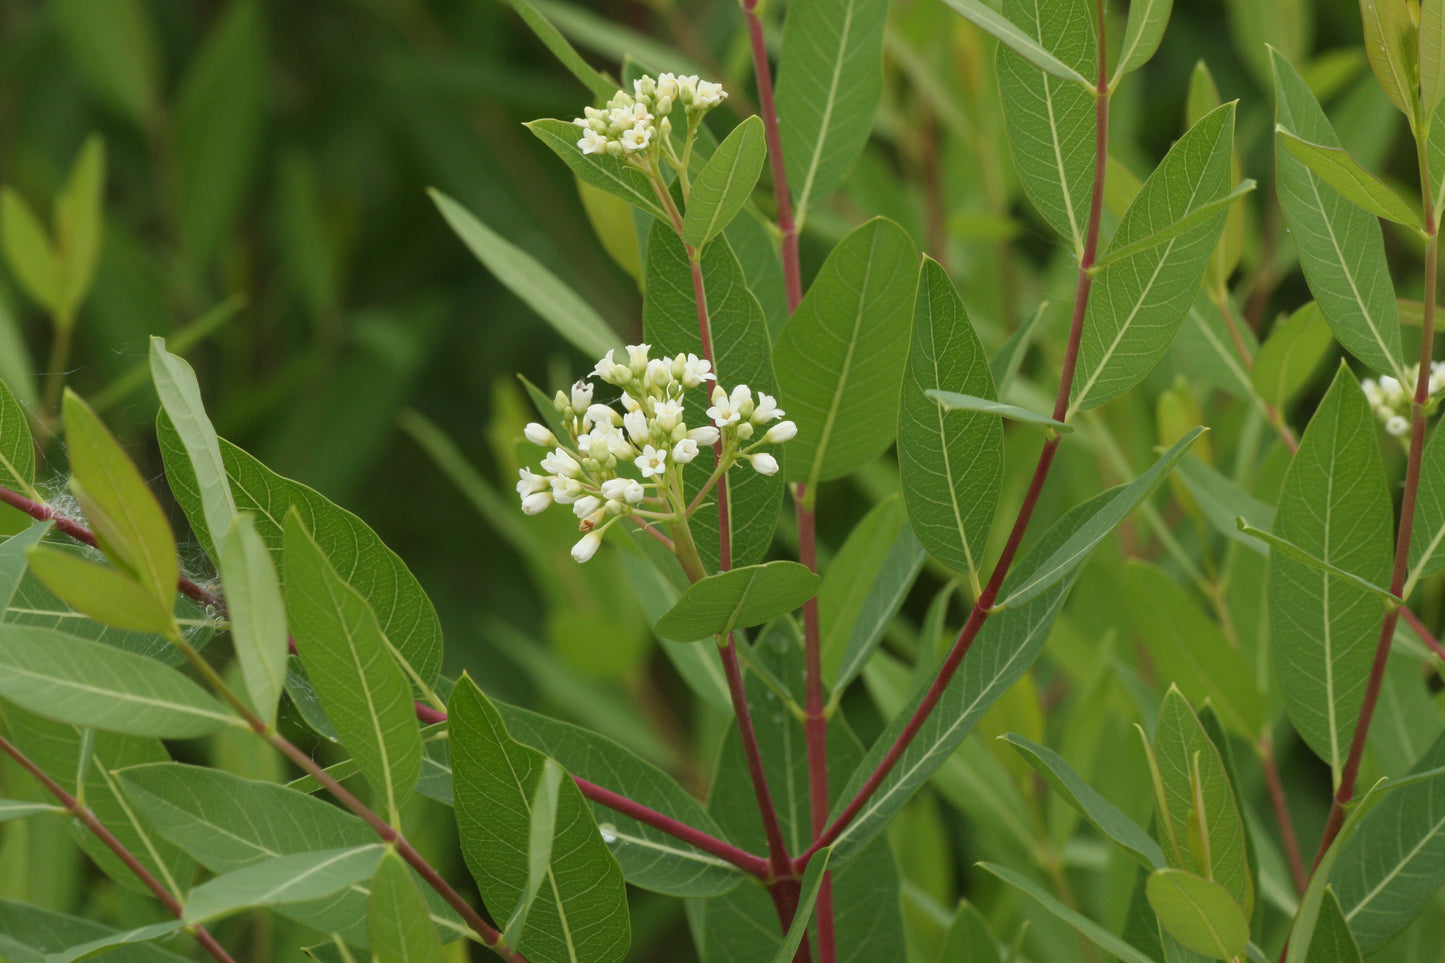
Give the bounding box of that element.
[801,5,1112,862]
[1260,735,1308,895]
[1403,605,1445,663]
[796,493,834,956]
[0,732,238,963]
[742,0,802,311]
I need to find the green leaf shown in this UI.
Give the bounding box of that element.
[770,848,833,963]
[497,701,744,898]
[283,510,423,821]
[0,800,60,822]
[450,676,630,963]
[1150,688,1254,917]
[641,226,783,569]
[940,0,1091,85]
[979,863,1158,963]
[1268,364,1393,776]
[775,0,888,222]
[1173,455,1274,553]
[654,561,820,642]
[1002,732,1165,869]
[0,524,47,612]
[825,488,1112,864]
[148,337,235,554]
[1145,868,1250,960]
[368,850,446,963]
[898,258,1004,582]
[1330,730,1445,951]
[927,390,1071,432]
[998,427,1204,609]
[505,0,616,101]
[1241,521,1397,604]
[1069,104,1236,414]
[0,900,189,963]
[53,134,105,317]
[682,117,765,248]
[1251,301,1334,410]
[1088,180,1256,272]
[25,546,175,636]
[1272,49,1409,384]
[157,415,443,687]
[504,758,564,947]
[1410,426,1445,595]
[119,763,464,943]
[218,514,288,727]
[1305,888,1362,962]
[430,188,617,360]
[1172,295,1256,401]
[0,625,232,737]
[1360,0,1419,121]
[1124,561,1264,740]
[1423,0,1445,119]
[53,0,160,128]
[184,845,386,923]
[1113,0,1172,81]
[995,0,1098,249]
[1279,132,1422,229]
[0,188,60,312]
[63,390,177,607]
[0,376,34,494]
[935,900,1003,963]
[525,118,667,221]
[774,218,918,489]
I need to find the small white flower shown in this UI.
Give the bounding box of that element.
[626,343,652,373]
[655,73,680,104]
[692,79,727,110]
[585,404,618,430]
[708,384,747,427]
[570,380,594,410]
[635,445,668,477]
[620,125,653,152]
[516,468,548,496]
[600,477,644,505]
[679,354,714,388]
[521,491,553,515]
[573,495,603,519]
[1379,375,1403,400]
[577,128,609,155]
[655,399,685,433]
[524,422,555,446]
[593,351,618,382]
[672,438,700,463]
[624,410,651,446]
[688,425,720,446]
[751,392,783,423]
[620,392,641,413]
[1387,414,1410,436]
[550,475,583,505]
[541,447,581,478]
[749,452,779,476]
[571,530,603,563]
[764,420,797,443]
[646,357,674,389]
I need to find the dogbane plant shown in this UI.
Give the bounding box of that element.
[10,0,1445,960]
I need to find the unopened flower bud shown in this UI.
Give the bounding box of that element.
[524,423,555,446]
[521,491,552,515]
[765,420,797,443]
[571,530,603,563]
[673,438,700,464]
[749,452,779,476]
[573,495,602,519]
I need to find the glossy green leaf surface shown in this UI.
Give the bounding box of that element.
[218,514,288,726]
[505,758,565,947]
[653,561,819,642]
[0,624,232,738]
[431,188,616,360]
[774,218,918,488]
[1268,364,1393,775]
[148,337,236,554]
[995,0,1097,249]
[368,850,447,963]
[283,510,423,820]
[0,900,190,962]
[941,0,1090,83]
[1145,868,1250,959]
[450,676,629,963]
[1272,49,1409,384]
[681,116,765,248]
[526,118,667,221]
[899,259,1004,580]
[1070,103,1235,414]
[775,0,888,222]
[1424,0,1445,119]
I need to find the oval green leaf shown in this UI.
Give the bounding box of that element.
[218,514,288,727]
[654,561,820,642]
[1145,868,1250,960]
[149,336,236,555]
[368,849,447,963]
[525,118,667,221]
[681,116,765,248]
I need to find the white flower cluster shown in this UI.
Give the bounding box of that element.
[515,344,794,562]
[572,73,727,158]
[1362,366,1445,436]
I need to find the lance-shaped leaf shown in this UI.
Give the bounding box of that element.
[1306,888,1363,962]
[997,427,1204,609]
[1088,180,1255,272]
[1424,0,1445,118]
[450,676,629,963]
[0,900,191,963]
[940,0,1090,83]
[1330,729,1445,951]
[63,389,176,606]
[1279,132,1422,230]
[1145,868,1250,960]
[506,0,616,101]
[775,0,888,223]
[148,337,235,556]
[1272,49,1409,384]
[769,848,833,963]
[157,415,443,688]
[26,545,175,636]
[504,758,564,947]
[979,863,1158,963]
[995,0,1098,249]
[1113,0,1173,82]
[184,845,387,923]
[1268,364,1393,777]
[1069,103,1236,414]
[26,921,187,963]
[0,625,232,738]
[642,226,782,568]
[218,514,288,727]
[898,258,1004,581]
[431,188,616,360]
[824,488,1113,865]
[0,376,34,493]
[1408,427,1445,594]
[525,118,667,221]
[927,390,1071,432]
[1002,732,1165,869]
[369,850,447,963]
[1361,0,1419,121]
[1147,687,1254,917]
[1252,301,1334,411]
[682,116,765,248]
[654,561,819,642]
[774,218,918,489]
[1,187,61,312]
[0,800,60,822]
[51,135,108,311]
[1240,521,1397,605]
[283,510,423,821]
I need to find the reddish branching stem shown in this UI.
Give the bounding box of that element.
[742,0,802,312]
[0,732,238,963]
[1260,735,1308,895]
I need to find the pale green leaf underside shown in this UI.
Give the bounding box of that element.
[1145,868,1250,959]
[681,116,766,249]
[927,390,1070,431]
[654,561,821,642]
[1278,131,1423,230]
